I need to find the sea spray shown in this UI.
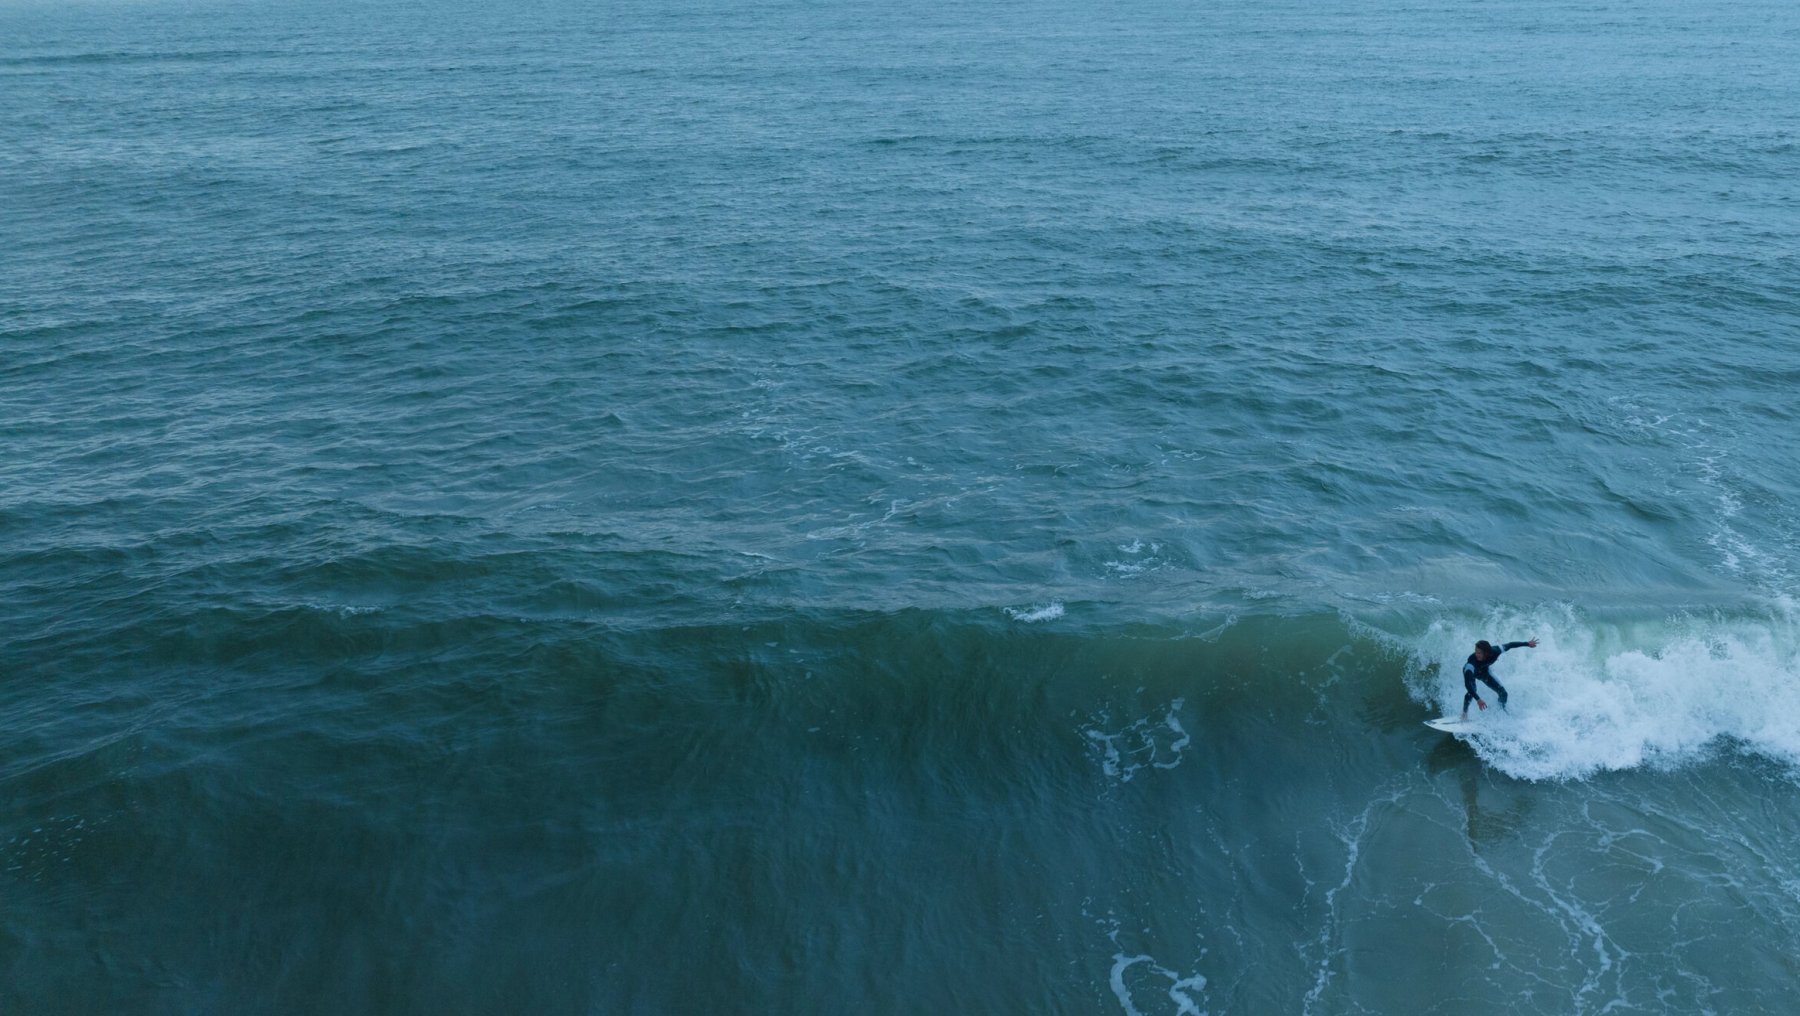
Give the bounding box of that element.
[1411,602,1800,780]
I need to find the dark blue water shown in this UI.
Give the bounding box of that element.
[5,0,1800,1011]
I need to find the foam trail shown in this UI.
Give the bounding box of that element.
[1412,602,1800,781]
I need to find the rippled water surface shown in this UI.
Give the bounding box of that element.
[4,0,1800,1011]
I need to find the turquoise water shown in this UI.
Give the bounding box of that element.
[5,0,1800,1011]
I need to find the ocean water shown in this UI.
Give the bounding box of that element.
[4,0,1800,1011]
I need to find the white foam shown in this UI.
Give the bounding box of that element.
[1611,399,1798,597]
[1103,919,1208,1016]
[1104,560,1153,576]
[1109,952,1207,1016]
[1084,699,1190,783]
[299,601,379,617]
[1412,602,1800,781]
[1103,539,1169,579]
[1006,602,1064,623]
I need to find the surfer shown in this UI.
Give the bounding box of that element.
[1462,638,1537,718]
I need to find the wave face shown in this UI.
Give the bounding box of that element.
[8,601,1800,1013]
[6,0,1800,1011]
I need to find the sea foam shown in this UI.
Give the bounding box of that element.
[1413,601,1800,781]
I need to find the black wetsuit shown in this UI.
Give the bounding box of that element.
[1463,642,1528,712]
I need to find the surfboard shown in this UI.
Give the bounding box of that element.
[1423,717,1471,733]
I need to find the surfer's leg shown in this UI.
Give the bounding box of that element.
[1480,674,1508,709]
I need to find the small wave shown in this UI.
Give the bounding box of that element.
[1006,602,1064,623]
[0,49,273,67]
[1104,560,1154,576]
[1103,540,1168,579]
[298,601,381,617]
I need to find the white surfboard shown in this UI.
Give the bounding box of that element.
[1423,716,1472,733]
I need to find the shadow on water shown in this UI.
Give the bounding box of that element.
[1424,735,1534,849]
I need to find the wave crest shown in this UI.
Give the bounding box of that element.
[1411,601,1800,780]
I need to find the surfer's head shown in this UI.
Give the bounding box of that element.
[1474,639,1495,660]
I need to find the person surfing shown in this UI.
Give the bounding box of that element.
[1461,638,1537,719]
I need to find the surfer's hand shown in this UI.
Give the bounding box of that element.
[1526,638,1539,648]
[1476,699,1487,711]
